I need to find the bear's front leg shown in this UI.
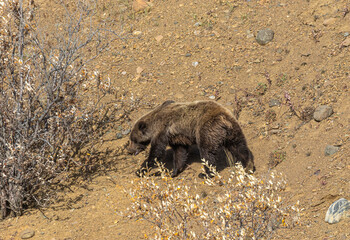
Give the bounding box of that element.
[171,145,188,178]
[136,134,167,177]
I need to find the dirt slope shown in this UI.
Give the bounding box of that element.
[1,0,349,239]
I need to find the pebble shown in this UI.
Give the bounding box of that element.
[192,62,199,67]
[174,92,184,99]
[121,129,131,135]
[194,30,200,36]
[209,95,215,100]
[324,145,339,156]
[269,99,281,107]
[155,35,163,42]
[323,18,336,26]
[132,0,152,12]
[344,32,349,37]
[325,198,350,224]
[246,30,254,38]
[20,229,35,239]
[132,30,142,36]
[313,105,333,121]
[256,29,274,45]
[116,133,123,139]
[185,53,192,57]
[340,38,350,48]
[136,66,144,74]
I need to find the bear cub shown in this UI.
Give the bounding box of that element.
[127,100,255,178]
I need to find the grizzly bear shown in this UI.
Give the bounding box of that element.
[127,100,255,178]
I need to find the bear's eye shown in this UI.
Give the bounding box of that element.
[140,140,150,145]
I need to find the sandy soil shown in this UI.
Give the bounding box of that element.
[1,0,349,239]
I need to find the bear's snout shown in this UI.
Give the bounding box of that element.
[127,141,144,155]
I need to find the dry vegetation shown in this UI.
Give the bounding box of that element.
[0,0,119,218]
[0,0,349,239]
[124,160,300,239]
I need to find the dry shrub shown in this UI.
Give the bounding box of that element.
[124,161,301,239]
[0,0,119,218]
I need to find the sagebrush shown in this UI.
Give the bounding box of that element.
[124,161,301,239]
[0,0,118,218]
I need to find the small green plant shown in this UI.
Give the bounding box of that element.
[276,74,288,86]
[265,109,277,123]
[256,82,268,95]
[240,13,248,22]
[300,106,315,122]
[269,150,287,169]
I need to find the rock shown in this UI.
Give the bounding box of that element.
[132,0,152,12]
[136,66,144,74]
[246,30,254,38]
[269,99,281,107]
[256,29,274,45]
[340,38,350,48]
[174,92,184,99]
[325,198,350,224]
[192,62,199,67]
[325,145,339,156]
[313,105,333,122]
[209,95,215,100]
[21,229,35,239]
[185,53,192,57]
[323,18,337,26]
[132,30,142,36]
[155,35,163,42]
[121,129,131,135]
[116,133,123,139]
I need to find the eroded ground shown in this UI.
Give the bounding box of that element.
[1,0,349,239]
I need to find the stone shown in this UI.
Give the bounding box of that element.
[256,29,274,45]
[21,229,35,239]
[246,30,254,38]
[323,18,337,26]
[121,129,131,135]
[132,0,152,12]
[174,92,184,99]
[269,99,281,107]
[313,105,333,122]
[116,133,123,139]
[325,198,350,224]
[155,35,163,42]
[325,145,339,156]
[136,67,144,74]
[132,30,142,36]
[340,38,350,48]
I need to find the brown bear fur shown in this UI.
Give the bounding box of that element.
[127,100,255,178]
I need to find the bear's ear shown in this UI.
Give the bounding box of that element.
[161,100,175,107]
[138,121,147,134]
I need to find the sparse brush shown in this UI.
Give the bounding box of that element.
[0,0,123,218]
[123,159,301,239]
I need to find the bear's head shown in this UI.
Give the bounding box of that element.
[127,120,151,155]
